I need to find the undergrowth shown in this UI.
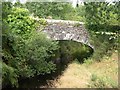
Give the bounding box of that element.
[88,73,118,88]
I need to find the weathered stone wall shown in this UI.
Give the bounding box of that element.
[42,19,93,49]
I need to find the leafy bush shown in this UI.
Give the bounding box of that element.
[8,32,59,78]
[2,6,59,87]
[2,7,39,65]
[55,41,93,64]
[84,2,119,32]
[2,2,13,19]
[25,2,77,20]
[7,7,39,38]
[24,32,58,75]
[2,61,18,87]
[84,58,93,65]
[82,2,119,63]
[88,31,118,62]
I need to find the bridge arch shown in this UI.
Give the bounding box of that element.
[42,19,94,50]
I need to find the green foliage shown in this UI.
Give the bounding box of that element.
[25,2,77,20]
[84,2,119,25]
[2,4,59,87]
[2,1,119,88]
[88,73,118,88]
[0,61,2,86]
[13,2,25,8]
[83,2,119,62]
[7,7,39,38]
[91,73,98,81]
[8,32,58,78]
[88,31,118,62]
[2,2,13,19]
[2,2,12,40]
[84,2,119,32]
[25,2,86,21]
[72,58,80,64]
[56,41,93,63]
[84,58,93,65]
[2,7,40,64]
[2,61,18,87]
[72,6,86,22]
[24,32,58,75]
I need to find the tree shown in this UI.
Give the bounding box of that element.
[2,3,59,87]
[25,2,75,20]
[84,2,119,32]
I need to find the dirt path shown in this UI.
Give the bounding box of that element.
[49,51,118,88]
[53,62,91,88]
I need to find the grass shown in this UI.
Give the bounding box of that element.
[50,50,118,88]
[54,62,91,88]
[87,50,118,88]
[88,73,118,88]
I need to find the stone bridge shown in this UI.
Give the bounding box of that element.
[41,19,94,49]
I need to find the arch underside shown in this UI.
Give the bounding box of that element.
[42,19,94,50]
